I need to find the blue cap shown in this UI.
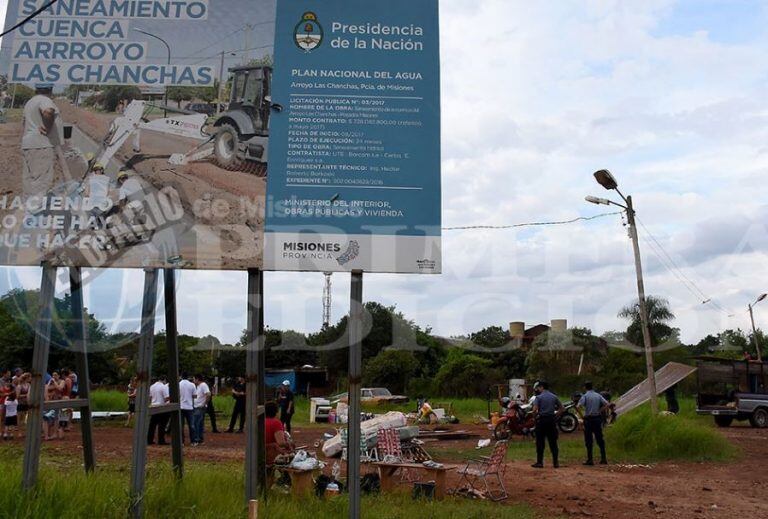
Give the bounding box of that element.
[34,83,54,90]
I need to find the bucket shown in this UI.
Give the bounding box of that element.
[412,481,436,500]
[63,125,73,140]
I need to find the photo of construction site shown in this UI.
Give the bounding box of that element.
[0,0,276,270]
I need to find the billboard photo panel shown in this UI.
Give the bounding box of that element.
[0,0,441,273]
[0,0,275,270]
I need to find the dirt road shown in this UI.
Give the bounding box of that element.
[57,101,266,269]
[13,421,768,518]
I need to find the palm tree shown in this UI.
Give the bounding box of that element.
[618,296,675,350]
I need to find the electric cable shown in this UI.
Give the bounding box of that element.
[442,211,622,230]
[0,0,58,39]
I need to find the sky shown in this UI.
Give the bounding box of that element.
[0,0,767,347]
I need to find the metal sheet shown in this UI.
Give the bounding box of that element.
[615,362,697,416]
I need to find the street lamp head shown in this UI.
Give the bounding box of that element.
[758,293,767,304]
[593,169,618,191]
[585,195,611,205]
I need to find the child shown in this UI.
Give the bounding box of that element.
[57,404,70,439]
[4,392,18,439]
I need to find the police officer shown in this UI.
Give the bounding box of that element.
[578,381,608,465]
[531,381,562,468]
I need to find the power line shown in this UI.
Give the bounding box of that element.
[0,0,58,39]
[636,217,733,315]
[441,211,622,230]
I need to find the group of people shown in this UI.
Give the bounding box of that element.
[0,367,79,441]
[527,380,609,468]
[1,368,30,440]
[126,375,295,451]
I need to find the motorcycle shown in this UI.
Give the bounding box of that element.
[492,401,536,440]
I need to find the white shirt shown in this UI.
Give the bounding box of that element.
[179,379,196,411]
[118,177,143,203]
[87,174,111,209]
[194,382,210,409]
[149,381,169,407]
[22,95,61,150]
[4,399,18,417]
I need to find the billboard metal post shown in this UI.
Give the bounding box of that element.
[245,269,266,502]
[130,269,160,519]
[69,267,96,472]
[21,264,57,490]
[164,269,184,477]
[347,271,363,519]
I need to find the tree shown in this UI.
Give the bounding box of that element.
[7,84,34,108]
[526,327,607,390]
[618,296,676,351]
[433,349,504,398]
[100,86,141,112]
[363,349,418,394]
[469,325,527,379]
[167,86,195,108]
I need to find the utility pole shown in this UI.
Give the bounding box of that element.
[244,24,254,64]
[749,303,763,362]
[322,272,332,329]
[625,195,659,415]
[217,51,226,117]
[587,170,659,415]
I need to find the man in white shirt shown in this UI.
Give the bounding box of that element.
[192,374,211,445]
[147,376,170,445]
[21,84,62,198]
[178,373,196,444]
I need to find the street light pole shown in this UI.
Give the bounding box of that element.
[625,195,659,414]
[748,294,766,362]
[587,169,659,414]
[134,28,171,116]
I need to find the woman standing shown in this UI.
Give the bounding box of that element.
[125,377,137,427]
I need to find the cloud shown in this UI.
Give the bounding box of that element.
[2,1,767,346]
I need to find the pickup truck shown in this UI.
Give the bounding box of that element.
[330,387,409,405]
[695,357,768,428]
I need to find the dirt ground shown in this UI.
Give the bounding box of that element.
[8,420,768,518]
[57,101,266,269]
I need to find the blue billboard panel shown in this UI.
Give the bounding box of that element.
[265,0,441,274]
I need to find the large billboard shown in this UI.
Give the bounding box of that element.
[264,0,441,273]
[0,0,440,273]
[0,0,275,270]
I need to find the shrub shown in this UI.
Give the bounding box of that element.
[363,349,418,394]
[433,349,504,398]
[606,405,737,462]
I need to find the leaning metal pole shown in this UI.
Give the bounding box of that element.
[625,196,659,414]
[347,271,363,519]
[245,269,266,502]
[21,264,57,490]
[129,269,159,518]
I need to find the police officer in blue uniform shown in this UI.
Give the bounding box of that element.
[531,381,563,468]
[578,381,609,465]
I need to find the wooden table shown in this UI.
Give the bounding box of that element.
[279,466,320,496]
[374,462,455,499]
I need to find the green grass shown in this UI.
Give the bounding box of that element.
[0,446,543,519]
[606,403,738,463]
[429,396,739,465]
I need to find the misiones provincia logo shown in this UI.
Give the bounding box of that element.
[294,11,323,52]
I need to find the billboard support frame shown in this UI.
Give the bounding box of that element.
[347,270,363,519]
[129,269,184,518]
[245,268,267,502]
[22,264,98,489]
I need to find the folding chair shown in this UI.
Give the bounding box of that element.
[376,427,416,483]
[452,440,509,501]
[341,427,374,462]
